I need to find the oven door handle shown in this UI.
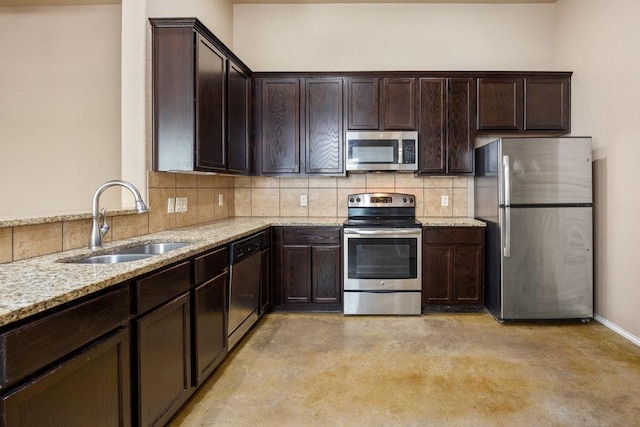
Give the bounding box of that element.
[344,228,422,236]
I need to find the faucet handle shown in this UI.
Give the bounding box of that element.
[99,208,110,236]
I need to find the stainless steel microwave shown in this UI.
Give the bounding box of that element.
[345,131,418,172]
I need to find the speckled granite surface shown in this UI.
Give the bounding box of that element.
[0,209,138,228]
[0,216,484,328]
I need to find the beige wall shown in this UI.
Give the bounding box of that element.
[232,3,557,71]
[555,0,640,339]
[121,0,234,208]
[0,5,122,216]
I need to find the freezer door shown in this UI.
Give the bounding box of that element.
[501,138,592,205]
[501,207,593,319]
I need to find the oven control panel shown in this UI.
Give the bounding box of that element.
[347,192,415,208]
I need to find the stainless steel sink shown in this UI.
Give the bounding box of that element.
[66,241,191,264]
[74,253,155,264]
[113,242,191,255]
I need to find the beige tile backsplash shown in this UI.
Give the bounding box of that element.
[1,171,471,263]
[234,174,470,218]
[1,171,237,263]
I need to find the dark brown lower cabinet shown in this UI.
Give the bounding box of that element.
[423,227,484,311]
[260,247,271,315]
[193,272,227,386]
[272,226,342,310]
[1,328,130,427]
[136,293,192,427]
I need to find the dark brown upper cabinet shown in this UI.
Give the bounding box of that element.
[253,76,345,176]
[524,77,571,131]
[476,73,571,134]
[418,77,475,175]
[347,77,416,130]
[151,18,251,174]
[384,77,417,130]
[347,78,379,129]
[255,78,301,174]
[305,78,344,174]
[477,77,523,131]
[227,59,251,174]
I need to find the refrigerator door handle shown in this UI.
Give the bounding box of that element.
[503,155,511,206]
[503,155,511,257]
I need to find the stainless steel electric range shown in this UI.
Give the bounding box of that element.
[343,192,422,315]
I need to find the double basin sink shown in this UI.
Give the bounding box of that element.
[70,242,191,264]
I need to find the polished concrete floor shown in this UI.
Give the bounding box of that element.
[171,312,640,426]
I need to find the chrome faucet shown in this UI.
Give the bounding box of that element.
[89,180,148,249]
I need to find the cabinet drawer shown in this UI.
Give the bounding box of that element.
[0,285,130,388]
[282,227,341,245]
[423,227,484,244]
[194,246,228,286]
[136,261,191,314]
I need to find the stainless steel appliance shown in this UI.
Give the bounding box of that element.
[343,193,422,315]
[227,231,268,349]
[475,137,593,320]
[345,131,418,172]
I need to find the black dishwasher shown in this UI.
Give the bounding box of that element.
[227,231,269,349]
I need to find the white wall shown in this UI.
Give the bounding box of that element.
[556,0,640,339]
[233,3,557,71]
[0,5,122,216]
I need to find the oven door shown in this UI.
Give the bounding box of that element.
[343,228,422,291]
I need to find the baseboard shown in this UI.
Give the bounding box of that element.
[594,314,640,347]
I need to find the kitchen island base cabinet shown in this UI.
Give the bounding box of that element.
[272,227,342,311]
[1,328,130,427]
[423,227,484,312]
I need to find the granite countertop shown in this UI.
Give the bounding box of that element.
[0,216,484,328]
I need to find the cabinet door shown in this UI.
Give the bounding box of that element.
[259,79,301,174]
[476,78,523,131]
[422,245,453,304]
[305,78,344,174]
[384,77,416,130]
[1,329,130,427]
[418,78,446,173]
[348,78,379,130]
[137,293,192,427]
[195,35,227,171]
[312,245,341,304]
[193,273,227,386]
[282,246,312,303]
[260,248,271,315]
[447,78,475,174]
[227,60,250,174]
[524,77,570,132]
[453,245,483,304]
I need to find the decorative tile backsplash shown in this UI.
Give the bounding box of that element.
[0,171,471,263]
[233,174,470,218]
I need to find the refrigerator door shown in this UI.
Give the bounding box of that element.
[500,206,593,319]
[501,138,592,205]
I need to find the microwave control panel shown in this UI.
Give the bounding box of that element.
[402,139,416,164]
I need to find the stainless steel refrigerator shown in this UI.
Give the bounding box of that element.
[475,137,593,320]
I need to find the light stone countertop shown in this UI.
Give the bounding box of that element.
[0,216,484,328]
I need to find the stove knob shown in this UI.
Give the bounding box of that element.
[403,197,407,203]
[409,197,414,203]
[356,197,361,202]
[349,197,354,203]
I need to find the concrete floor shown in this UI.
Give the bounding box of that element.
[171,312,640,426]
